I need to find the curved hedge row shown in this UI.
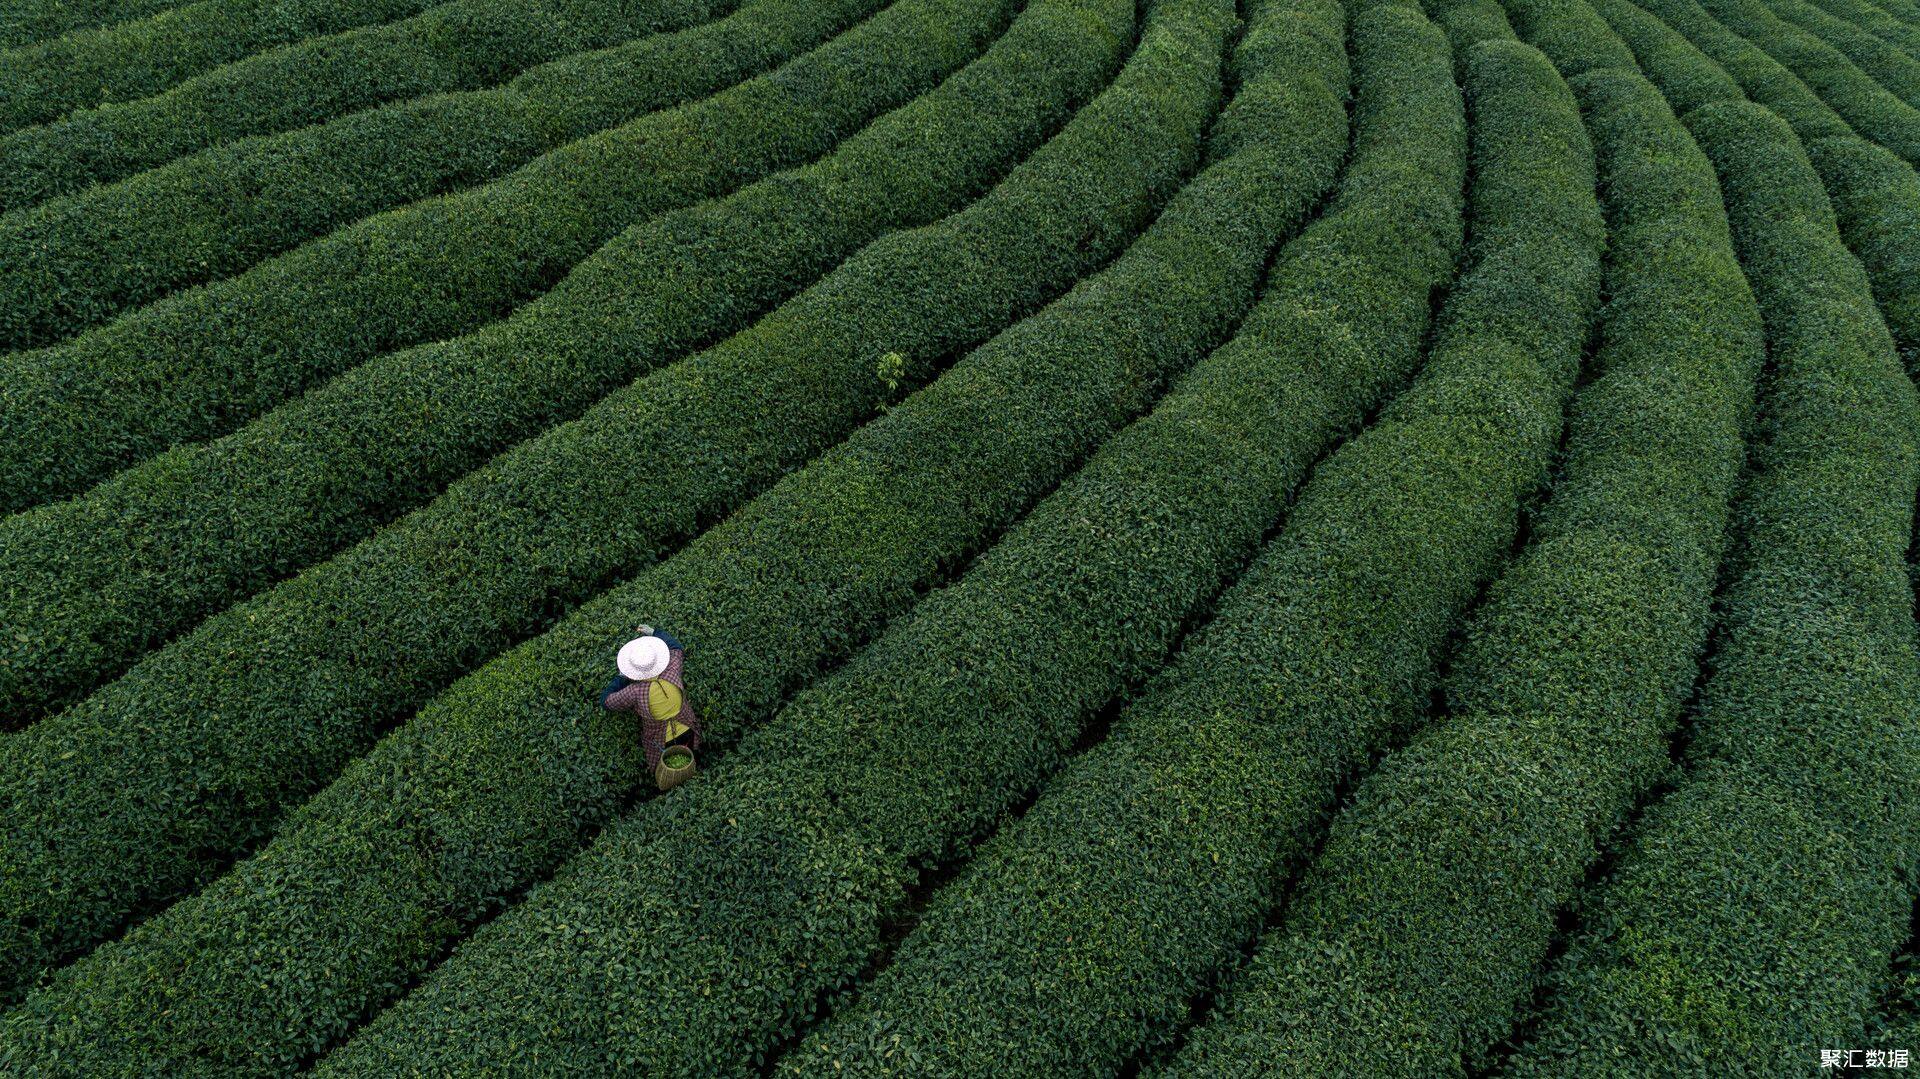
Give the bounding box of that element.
[0,0,182,50]
[0,0,1010,515]
[1154,67,1763,1078]
[0,2,1346,1066]
[1801,0,1920,57]
[1768,0,1920,103]
[1497,0,1638,73]
[1878,0,1920,25]
[0,0,741,351]
[778,11,1479,1076]
[1809,135,1920,359]
[1696,0,1920,160]
[0,0,440,131]
[1625,0,1850,131]
[0,0,1033,729]
[0,0,1190,1011]
[309,11,1471,1076]
[1589,0,1741,108]
[1596,0,1920,367]
[1431,0,1516,56]
[1586,0,1742,98]
[1506,99,1920,1076]
[1103,39,1597,1077]
[0,0,877,349]
[0,0,736,208]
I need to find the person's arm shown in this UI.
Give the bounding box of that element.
[599,675,631,709]
[654,629,683,651]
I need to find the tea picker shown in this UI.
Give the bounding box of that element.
[599,625,701,790]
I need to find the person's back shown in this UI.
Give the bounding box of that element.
[600,625,700,789]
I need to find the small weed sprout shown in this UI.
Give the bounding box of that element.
[876,350,908,410]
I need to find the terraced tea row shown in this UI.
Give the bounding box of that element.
[0,0,1346,1064]
[792,6,1476,1071]
[0,0,441,128]
[321,6,1488,1070]
[1509,97,1920,1074]
[0,0,735,202]
[1765,0,1920,106]
[1157,60,1762,1076]
[0,0,1176,1012]
[6,0,1920,1069]
[1,0,183,50]
[1698,0,1920,159]
[0,0,1013,515]
[0,0,880,344]
[0,0,1044,726]
[1575,0,1920,360]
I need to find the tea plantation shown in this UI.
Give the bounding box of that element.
[2,0,1918,1072]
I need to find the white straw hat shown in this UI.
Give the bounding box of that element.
[617,636,670,681]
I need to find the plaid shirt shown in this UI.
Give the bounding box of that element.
[600,637,698,769]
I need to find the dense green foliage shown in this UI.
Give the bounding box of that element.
[0,0,1011,513]
[1590,0,1742,111]
[1767,0,1920,104]
[0,0,182,50]
[1431,0,1516,55]
[1627,0,1851,130]
[0,2,1350,1067]
[1515,17,1920,1066]
[1498,0,1638,72]
[1140,37,1599,1075]
[0,0,440,130]
[0,0,877,346]
[1156,66,1762,1077]
[1507,99,1920,1076]
[1801,0,1920,56]
[782,8,1475,1074]
[1873,951,1920,1057]
[0,0,733,206]
[1809,134,1920,358]
[6,0,1920,1066]
[1696,0,1920,160]
[297,0,1385,1063]
[0,0,955,727]
[334,28,1595,1079]
[0,0,1202,1011]
[1598,0,1920,367]
[1875,0,1920,26]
